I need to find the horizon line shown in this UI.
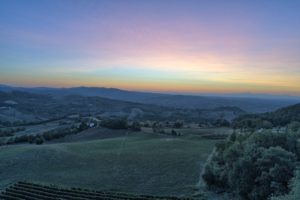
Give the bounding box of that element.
[1,83,300,100]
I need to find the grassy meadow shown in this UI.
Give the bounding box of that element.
[0,132,217,197]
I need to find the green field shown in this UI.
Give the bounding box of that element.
[142,127,233,135]
[0,133,217,197]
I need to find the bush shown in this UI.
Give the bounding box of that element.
[13,135,28,144]
[271,170,300,200]
[128,121,141,131]
[171,129,182,136]
[173,121,184,128]
[288,121,300,132]
[0,127,25,137]
[78,122,89,131]
[143,122,150,127]
[100,118,128,129]
[27,135,35,143]
[152,122,164,133]
[2,125,84,146]
[35,136,44,145]
[203,131,298,200]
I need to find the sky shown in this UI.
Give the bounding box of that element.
[0,0,300,95]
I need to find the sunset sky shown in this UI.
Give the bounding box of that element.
[1,0,300,95]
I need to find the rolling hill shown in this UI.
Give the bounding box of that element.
[0,133,216,196]
[1,84,299,113]
[0,90,245,124]
[233,103,300,127]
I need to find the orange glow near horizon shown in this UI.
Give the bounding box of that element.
[1,1,300,96]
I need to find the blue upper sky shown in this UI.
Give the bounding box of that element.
[1,0,300,95]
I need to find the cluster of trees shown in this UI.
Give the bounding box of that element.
[211,119,231,127]
[170,129,183,136]
[203,130,300,200]
[0,117,64,128]
[100,118,141,131]
[5,134,43,145]
[0,127,25,137]
[100,118,128,129]
[233,118,300,134]
[129,121,142,131]
[0,120,30,127]
[152,122,165,134]
[233,103,300,129]
[3,122,89,145]
[173,121,184,128]
[288,121,300,132]
[232,118,273,130]
[42,124,87,141]
[146,120,184,129]
[151,122,182,136]
[272,170,300,200]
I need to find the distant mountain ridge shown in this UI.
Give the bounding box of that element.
[0,90,245,124]
[233,103,300,127]
[0,84,299,113]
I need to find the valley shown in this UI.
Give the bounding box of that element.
[0,89,299,200]
[2,0,300,199]
[0,128,217,197]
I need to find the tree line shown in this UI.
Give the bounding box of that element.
[203,129,300,200]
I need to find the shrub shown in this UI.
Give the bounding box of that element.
[0,127,25,137]
[152,122,164,133]
[171,129,182,136]
[203,131,298,200]
[100,118,128,129]
[271,170,300,200]
[78,122,89,131]
[129,121,141,131]
[35,136,44,145]
[173,121,184,128]
[13,135,28,143]
[288,121,300,132]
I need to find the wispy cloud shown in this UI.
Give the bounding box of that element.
[0,0,300,95]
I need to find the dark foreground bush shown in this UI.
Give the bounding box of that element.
[271,170,300,200]
[203,130,300,200]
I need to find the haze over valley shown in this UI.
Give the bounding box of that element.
[1,0,300,200]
